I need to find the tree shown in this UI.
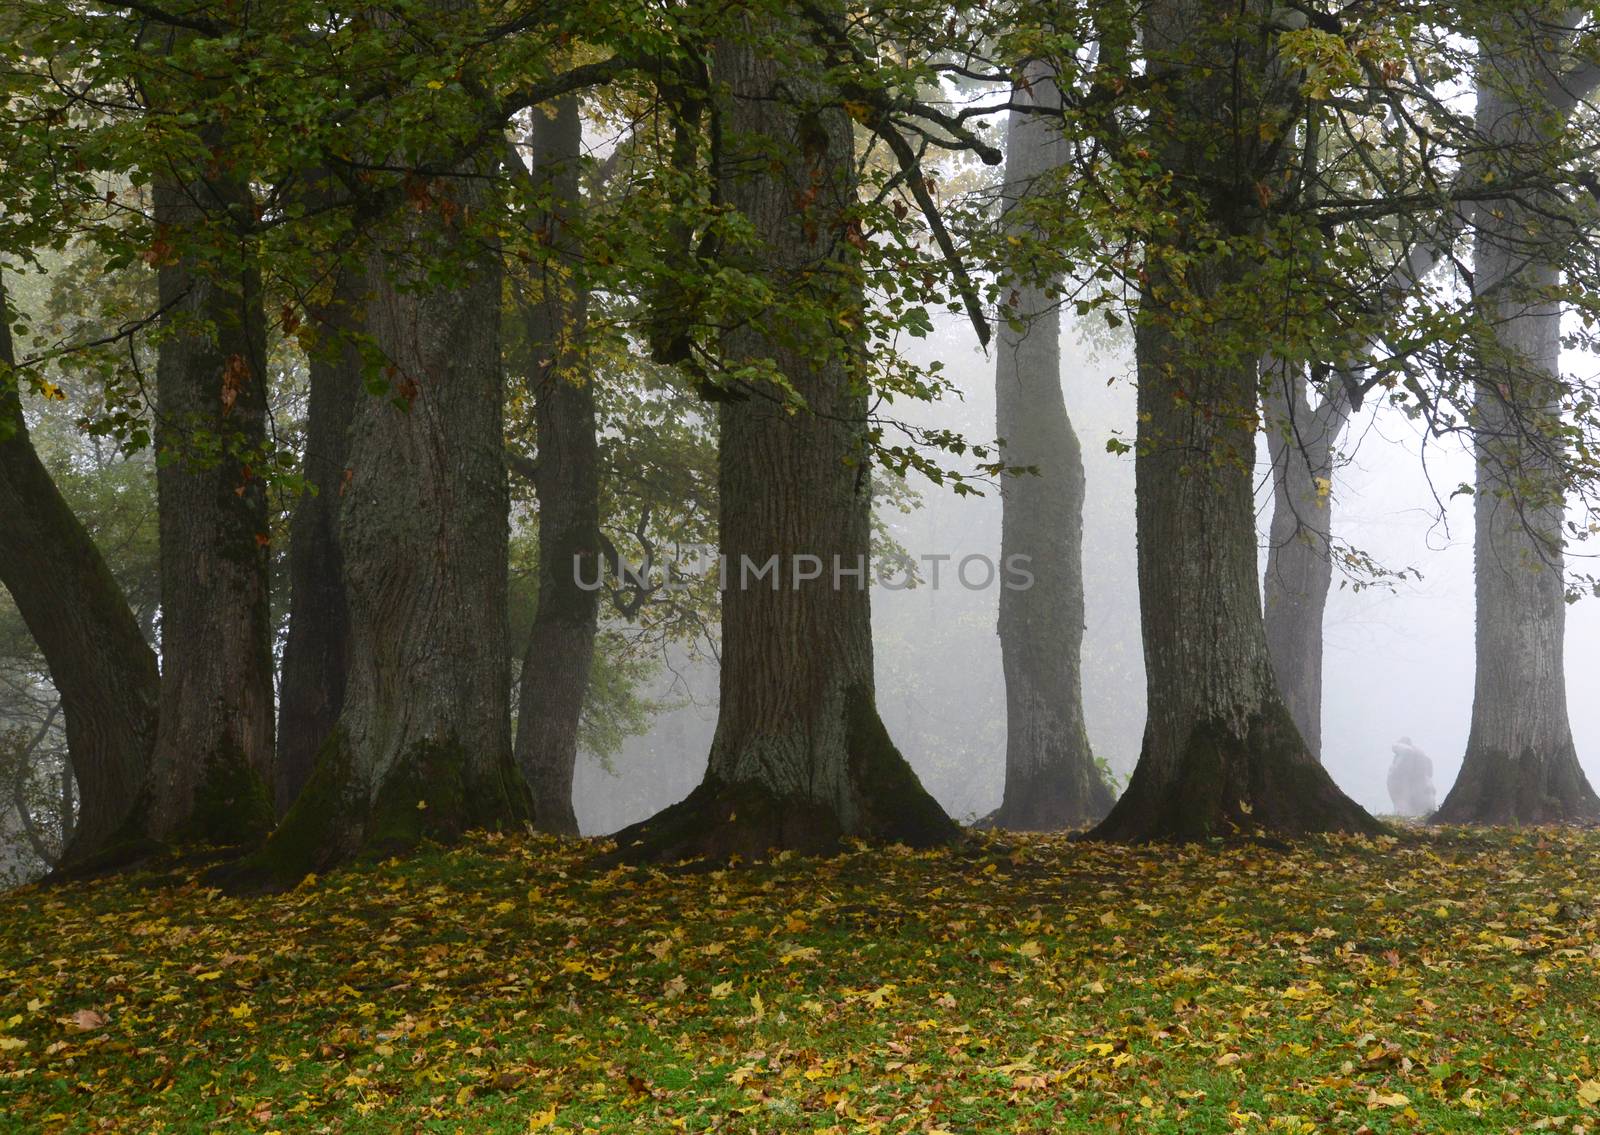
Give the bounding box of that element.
[609,13,958,861]
[1436,11,1600,823]
[1089,0,1378,840]
[990,66,1112,829]
[237,72,531,884]
[140,20,277,845]
[275,276,360,815]
[510,95,601,836]
[0,273,160,868]
[1262,368,1351,761]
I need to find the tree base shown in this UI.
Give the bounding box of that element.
[531,797,580,838]
[1089,706,1382,842]
[214,728,533,893]
[983,767,1115,832]
[603,687,958,864]
[1433,743,1600,825]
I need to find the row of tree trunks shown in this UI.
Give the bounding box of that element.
[1260,12,1600,824]
[512,94,601,837]
[0,274,161,869]
[609,14,958,861]
[990,66,1113,830]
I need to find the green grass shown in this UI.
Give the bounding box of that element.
[4,826,1600,1132]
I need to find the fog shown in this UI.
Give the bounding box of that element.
[573,311,1600,833]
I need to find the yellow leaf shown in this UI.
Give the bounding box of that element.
[1578,1079,1600,1107]
[710,981,733,1000]
[0,1037,25,1051]
[1018,940,1042,958]
[751,992,764,1020]
[528,1105,557,1130]
[1366,1090,1409,1108]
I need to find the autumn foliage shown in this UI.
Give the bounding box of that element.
[5,829,1600,1131]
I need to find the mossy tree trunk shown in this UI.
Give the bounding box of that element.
[1090,0,1377,841]
[1437,22,1600,823]
[511,94,599,837]
[275,275,360,815]
[0,274,160,868]
[610,18,957,863]
[146,142,276,847]
[237,146,531,885]
[991,68,1112,830]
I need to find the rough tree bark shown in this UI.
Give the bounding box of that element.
[1091,0,1378,840]
[990,68,1113,829]
[275,276,360,815]
[1436,18,1600,823]
[146,150,276,846]
[609,19,958,862]
[511,94,600,836]
[0,274,160,867]
[234,141,531,886]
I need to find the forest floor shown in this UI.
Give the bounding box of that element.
[2,827,1599,1133]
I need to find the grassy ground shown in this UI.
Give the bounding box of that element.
[3,827,1600,1133]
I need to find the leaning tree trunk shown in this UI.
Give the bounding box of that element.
[0,274,160,868]
[1262,366,1349,761]
[990,68,1112,829]
[1435,27,1599,823]
[235,142,531,886]
[1091,0,1377,841]
[146,156,276,847]
[609,20,957,862]
[274,276,360,815]
[512,94,600,837]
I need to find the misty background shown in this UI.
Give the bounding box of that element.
[574,311,1600,834]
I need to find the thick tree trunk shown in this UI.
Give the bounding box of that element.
[274,279,360,815]
[512,95,599,837]
[1261,368,1348,761]
[146,165,276,846]
[610,21,957,862]
[1091,0,1377,840]
[235,145,531,886]
[0,276,160,868]
[990,70,1112,829]
[1436,32,1599,823]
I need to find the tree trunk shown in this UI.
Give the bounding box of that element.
[235,146,531,886]
[0,276,159,868]
[145,161,276,846]
[512,94,599,837]
[609,19,957,862]
[1436,27,1599,823]
[1090,0,1377,840]
[274,278,360,815]
[1261,367,1348,761]
[990,68,1112,829]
